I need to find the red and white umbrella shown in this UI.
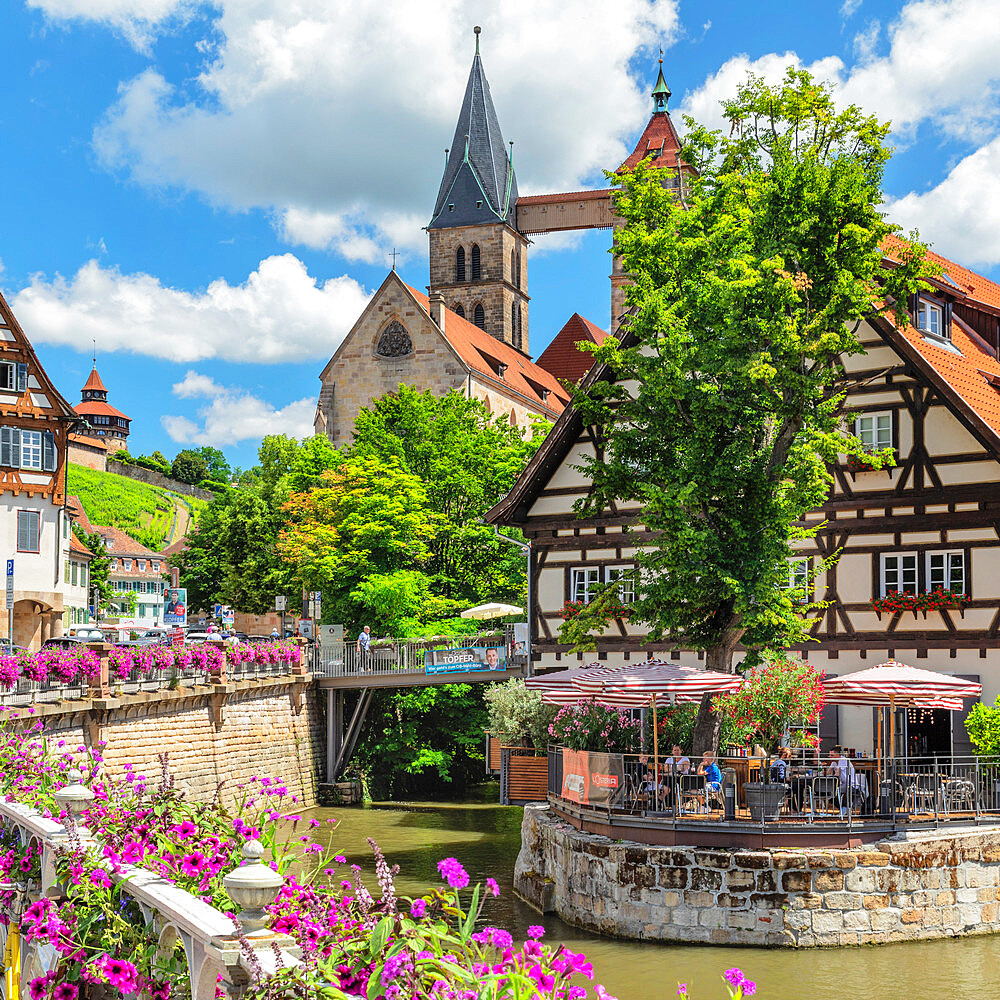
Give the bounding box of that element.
[574,659,744,707]
[823,661,981,757]
[525,663,631,705]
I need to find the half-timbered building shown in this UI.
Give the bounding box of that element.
[0,290,79,649]
[486,242,1000,757]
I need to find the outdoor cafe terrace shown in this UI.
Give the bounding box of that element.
[529,659,992,849]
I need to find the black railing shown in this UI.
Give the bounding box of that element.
[545,747,1000,832]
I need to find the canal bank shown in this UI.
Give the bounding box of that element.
[311,793,1000,1000]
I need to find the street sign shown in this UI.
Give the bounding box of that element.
[298,618,314,639]
[320,624,343,645]
[5,559,12,609]
[275,595,287,611]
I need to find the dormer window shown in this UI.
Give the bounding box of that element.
[917,300,945,339]
[540,388,550,402]
[498,363,507,380]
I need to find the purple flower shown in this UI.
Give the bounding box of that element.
[742,982,757,998]
[677,987,688,997]
[410,899,427,919]
[485,877,500,897]
[53,984,79,1000]
[527,924,546,939]
[437,857,469,890]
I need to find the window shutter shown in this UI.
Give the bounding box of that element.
[0,427,10,467]
[9,428,19,469]
[944,302,954,338]
[16,364,27,393]
[42,431,56,472]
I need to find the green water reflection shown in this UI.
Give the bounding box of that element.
[309,793,1000,999]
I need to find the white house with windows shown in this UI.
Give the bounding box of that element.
[100,526,165,628]
[0,291,79,649]
[487,238,1000,759]
[62,531,93,630]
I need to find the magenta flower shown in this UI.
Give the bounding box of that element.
[437,857,469,890]
[485,877,500,897]
[410,899,427,919]
[53,984,79,1000]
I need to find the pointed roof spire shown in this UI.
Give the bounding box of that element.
[83,367,107,394]
[428,27,518,230]
[652,50,671,112]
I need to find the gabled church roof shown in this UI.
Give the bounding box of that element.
[536,313,609,383]
[428,29,518,231]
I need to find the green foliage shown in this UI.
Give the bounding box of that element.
[965,699,1000,758]
[171,449,208,484]
[68,464,206,550]
[656,703,700,751]
[483,679,556,749]
[351,684,489,799]
[194,445,231,481]
[350,570,464,636]
[73,524,111,607]
[569,68,936,675]
[548,700,641,752]
[351,386,546,606]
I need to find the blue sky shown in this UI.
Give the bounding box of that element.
[1,0,998,468]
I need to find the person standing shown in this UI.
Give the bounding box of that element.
[357,625,372,670]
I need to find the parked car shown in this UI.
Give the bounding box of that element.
[69,627,104,642]
[0,640,28,654]
[41,637,86,649]
[246,635,275,645]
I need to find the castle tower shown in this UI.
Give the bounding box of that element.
[611,59,693,332]
[427,27,530,353]
[75,363,131,452]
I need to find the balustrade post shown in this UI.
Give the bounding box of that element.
[86,641,113,699]
[290,636,309,677]
[213,840,301,997]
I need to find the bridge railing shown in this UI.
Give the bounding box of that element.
[314,627,520,679]
[0,771,300,998]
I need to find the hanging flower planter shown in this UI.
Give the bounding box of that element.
[559,600,632,623]
[871,589,971,620]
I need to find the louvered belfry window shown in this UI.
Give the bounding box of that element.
[456,246,466,282]
[473,304,486,331]
[471,244,481,281]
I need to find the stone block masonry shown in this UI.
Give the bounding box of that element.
[514,804,1000,947]
[9,677,324,807]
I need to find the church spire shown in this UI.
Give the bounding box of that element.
[428,27,518,230]
[652,52,671,113]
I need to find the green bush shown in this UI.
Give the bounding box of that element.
[484,679,556,749]
[966,699,1000,757]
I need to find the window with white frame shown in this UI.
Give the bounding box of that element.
[927,550,966,594]
[152,561,160,572]
[138,560,146,572]
[855,412,892,452]
[123,559,132,571]
[571,567,601,603]
[605,566,636,603]
[17,510,40,553]
[880,552,919,596]
[20,430,42,470]
[783,556,812,601]
[917,300,946,338]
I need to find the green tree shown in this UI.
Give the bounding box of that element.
[351,386,546,605]
[567,69,935,751]
[483,679,556,749]
[196,446,231,482]
[73,524,111,610]
[171,450,208,485]
[278,454,438,630]
[965,700,1000,758]
[169,499,226,613]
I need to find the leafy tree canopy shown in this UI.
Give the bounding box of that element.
[567,69,937,717]
[171,450,208,485]
[194,446,231,482]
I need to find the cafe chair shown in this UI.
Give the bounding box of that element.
[903,773,939,816]
[677,774,708,815]
[808,776,840,822]
[941,776,976,816]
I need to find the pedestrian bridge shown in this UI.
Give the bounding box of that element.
[314,630,527,781]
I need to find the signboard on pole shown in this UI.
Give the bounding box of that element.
[298,618,314,639]
[163,586,188,627]
[5,559,13,609]
[425,645,507,675]
[275,595,287,612]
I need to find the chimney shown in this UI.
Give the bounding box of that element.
[428,291,445,333]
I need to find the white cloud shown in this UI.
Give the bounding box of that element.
[840,0,862,17]
[83,0,679,261]
[163,372,316,445]
[852,19,881,61]
[27,0,191,53]
[887,135,1000,267]
[10,253,371,364]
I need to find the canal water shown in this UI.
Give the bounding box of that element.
[310,792,1000,999]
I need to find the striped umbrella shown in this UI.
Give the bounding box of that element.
[569,660,744,790]
[822,662,981,758]
[525,663,632,706]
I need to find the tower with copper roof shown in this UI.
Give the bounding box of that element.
[75,363,131,452]
[427,27,530,353]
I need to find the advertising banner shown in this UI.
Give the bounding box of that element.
[560,749,624,807]
[424,645,507,675]
[163,587,188,627]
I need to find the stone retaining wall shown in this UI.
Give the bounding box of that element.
[107,459,216,500]
[9,678,323,806]
[515,804,1000,947]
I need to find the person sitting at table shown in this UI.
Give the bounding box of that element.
[639,768,656,808]
[769,746,792,783]
[825,747,863,812]
[668,745,691,775]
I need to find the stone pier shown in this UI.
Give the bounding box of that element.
[514,803,1000,946]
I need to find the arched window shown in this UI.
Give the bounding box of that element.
[456,246,466,282]
[509,409,517,428]
[515,250,521,289]
[514,304,522,350]
[511,302,517,346]
[454,304,465,319]
[473,303,486,331]
[375,320,413,357]
[471,243,481,281]
[510,250,516,284]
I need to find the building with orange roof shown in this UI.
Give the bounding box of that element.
[535,314,609,384]
[74,363,131,453]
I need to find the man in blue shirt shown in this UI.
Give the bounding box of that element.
[698,751,723,791]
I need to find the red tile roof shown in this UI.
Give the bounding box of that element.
[69,532,93,557]
[68,432,108,451]
[404,283,569,417]
[83,367,107,392]
[619,110,685,173]
[93,524,156,557]
[536,313,609,383]
[67,495,94,533]
[883,234,1000,312]
[160,537,187,559]
[75,400,130,420]
[517,188,612,206]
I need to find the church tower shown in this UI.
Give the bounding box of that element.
[428,28,529,353]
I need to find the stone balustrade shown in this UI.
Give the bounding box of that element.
[0,770,300,997]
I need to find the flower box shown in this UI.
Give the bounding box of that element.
[743,782,787,821]
[871,589,972,620]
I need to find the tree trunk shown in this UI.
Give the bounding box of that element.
[691,638,738,756]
